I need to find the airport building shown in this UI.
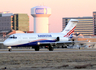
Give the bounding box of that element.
[0,13,13,35]
[0,16,11,31]
[0,13,29,32]
[0,13,29,37]
[0,12,13,17]
[12,14,29,31]
[93,12,96,35]
[62,17,93,36]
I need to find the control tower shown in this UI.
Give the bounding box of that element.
[31,6,51,33]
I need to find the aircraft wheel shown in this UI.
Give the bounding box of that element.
[35,46,39,51]
[62,46,64,48]
[49,46,54,51]
[8,46,12,52]
[8,49,12,52]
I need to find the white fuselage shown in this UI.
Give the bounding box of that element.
[3,33,69,47]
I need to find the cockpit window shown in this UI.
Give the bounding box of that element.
[9,35,17,39]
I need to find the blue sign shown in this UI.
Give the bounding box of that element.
[38,35,52,37]
[35,8,47,14]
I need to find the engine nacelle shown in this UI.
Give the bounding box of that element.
[56,37,69,41]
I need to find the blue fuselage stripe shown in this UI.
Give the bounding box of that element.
[12,40,56,47]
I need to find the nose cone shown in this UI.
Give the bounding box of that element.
[3,40,11,46]
[3,41,7,46]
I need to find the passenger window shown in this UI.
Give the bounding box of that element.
[29,37,36,39]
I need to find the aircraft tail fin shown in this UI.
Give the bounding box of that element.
[61,19,78,37]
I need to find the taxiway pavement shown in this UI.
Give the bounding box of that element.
[0,48,96,53]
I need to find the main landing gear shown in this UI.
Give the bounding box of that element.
[35,46,39,51]
[34,46,54,51]
[8,46,12,52]
[49,45,54,51]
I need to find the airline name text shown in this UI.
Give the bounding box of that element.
[38,35,52,37]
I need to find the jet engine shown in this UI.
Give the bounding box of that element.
[56,37,69,41]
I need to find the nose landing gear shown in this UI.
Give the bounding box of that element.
[8,46,12,52]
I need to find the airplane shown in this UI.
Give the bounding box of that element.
[3,19,78,51]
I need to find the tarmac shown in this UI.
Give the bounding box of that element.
[0,48,96,70]
[0,48,96,53]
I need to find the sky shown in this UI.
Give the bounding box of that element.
[0,0,96,33]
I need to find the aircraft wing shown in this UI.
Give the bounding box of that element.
[75,41,96,45]
[74,41,96,48]
[38,41,87,46]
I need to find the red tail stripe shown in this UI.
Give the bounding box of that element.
[64,26,76,37]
